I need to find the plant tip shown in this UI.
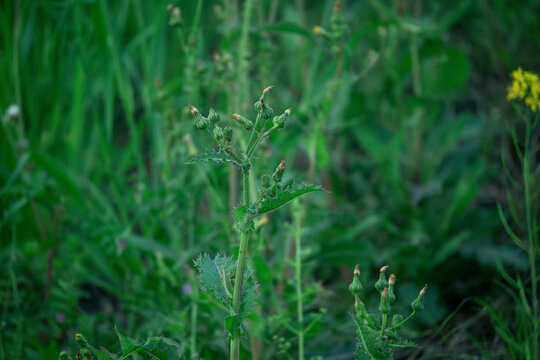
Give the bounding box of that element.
[263,85,274,94]
[354,264,360,275]
[420,284,427,297]
[285,107,292,116]
[189,104,198,115]
[389,274,396,285]
[380,265,389,273]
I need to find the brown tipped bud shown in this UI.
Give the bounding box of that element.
[389,274,396,286]
[232,113,253,130]
[272,160,286,183]
[189,104,199,115]
[420,284,427,297]
[380,265,389,273]
[354,264,360,276]
[172,7,180,16]
[285,107,291,116]
[334,0,342,11]
[263,85,274,95]
[382,287,389,297]
[167,4,174,11]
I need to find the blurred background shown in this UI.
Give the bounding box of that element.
[1,0,540,359]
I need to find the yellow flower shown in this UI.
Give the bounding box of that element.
[507,67,540,111]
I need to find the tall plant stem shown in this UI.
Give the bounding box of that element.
[236,0,253,110]
[523,116,538,359]
[230,170,251,359]
[293,205,305,360]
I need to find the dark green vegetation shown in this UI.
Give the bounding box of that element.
[1,0,539,359]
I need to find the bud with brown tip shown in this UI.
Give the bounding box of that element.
[232,113,253,130]
[272,160,286,183]
[375,265,389,292]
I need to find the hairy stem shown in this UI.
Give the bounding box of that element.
[524,116,538,359]
[294,205,305,360]
[230,170,251,359]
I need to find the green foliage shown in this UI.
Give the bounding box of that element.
[60,331,183,360]
[349,265,425,360]
[185,149,245,169]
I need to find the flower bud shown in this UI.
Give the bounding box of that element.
[263,85,274,95]
[388,274,396,304]
[224,126,233,143]
[79,348,93,360]
[375,265,389,292]
[208,108,220,124]
[75,333,89,348]
[189,104,209,129]
[272,160,286,183]
[232,113,253,130]
[213,126,224,141]
[261,174,272,188]
[411,284,427,312]
[254,98,274,119]
[58,351,71,360]
[348,264,363,296]
[379,287,391,314]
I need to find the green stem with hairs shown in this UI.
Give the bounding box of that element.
[524,114,538,359]
[293,204,305,360]
[230,170,251,360]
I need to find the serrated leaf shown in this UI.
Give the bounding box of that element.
[185,149,244,169]
[116,326,143,358]
[225,314,238,337]
[233,206,254,233]
[239,267,259,323]
[249,183,325,216]
[143,337,183,360]
[193,254,235,306]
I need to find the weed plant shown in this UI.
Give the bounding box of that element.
[188,86,324,359]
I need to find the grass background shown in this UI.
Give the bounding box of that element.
[1,0,540,358]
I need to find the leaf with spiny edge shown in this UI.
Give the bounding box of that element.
[249,182,326,216]
[185,148,245,169]
[193,253,235,306]
[233,205,255,233]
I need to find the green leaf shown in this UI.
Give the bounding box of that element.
[233,206,255,233]
[185,148,244,169]
[239,266,259,323]
[116,326,143,358]
[143,337,183,360]
[193,254,235,306]
[421,47,469,97]
[249,183,325,216]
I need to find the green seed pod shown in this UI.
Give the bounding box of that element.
[75,333,89,348]
[349,264,363,296]
[388,273,396,304]
[58,351,72,360]
[232,113,253,130]
[213,126,224,141]
[411,284,427,312]
[224,126,233,143]
[272,160,286,183]
[262,174,272,188]
[208,108,220,124]
[379,287,391,314]
[375,265,389,292]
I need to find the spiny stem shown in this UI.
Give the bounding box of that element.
[294,205,304,360]
[381,313,387,335]
[523,116,538,359]
[230,170,251,360]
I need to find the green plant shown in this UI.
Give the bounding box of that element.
[57,331,183,360]
[188,86,324,359]
[349,264,427,360]
[482,68,540,360]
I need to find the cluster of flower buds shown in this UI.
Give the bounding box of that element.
[260,160,286,199]
[312,1,349,55]
[349,264,427,334]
